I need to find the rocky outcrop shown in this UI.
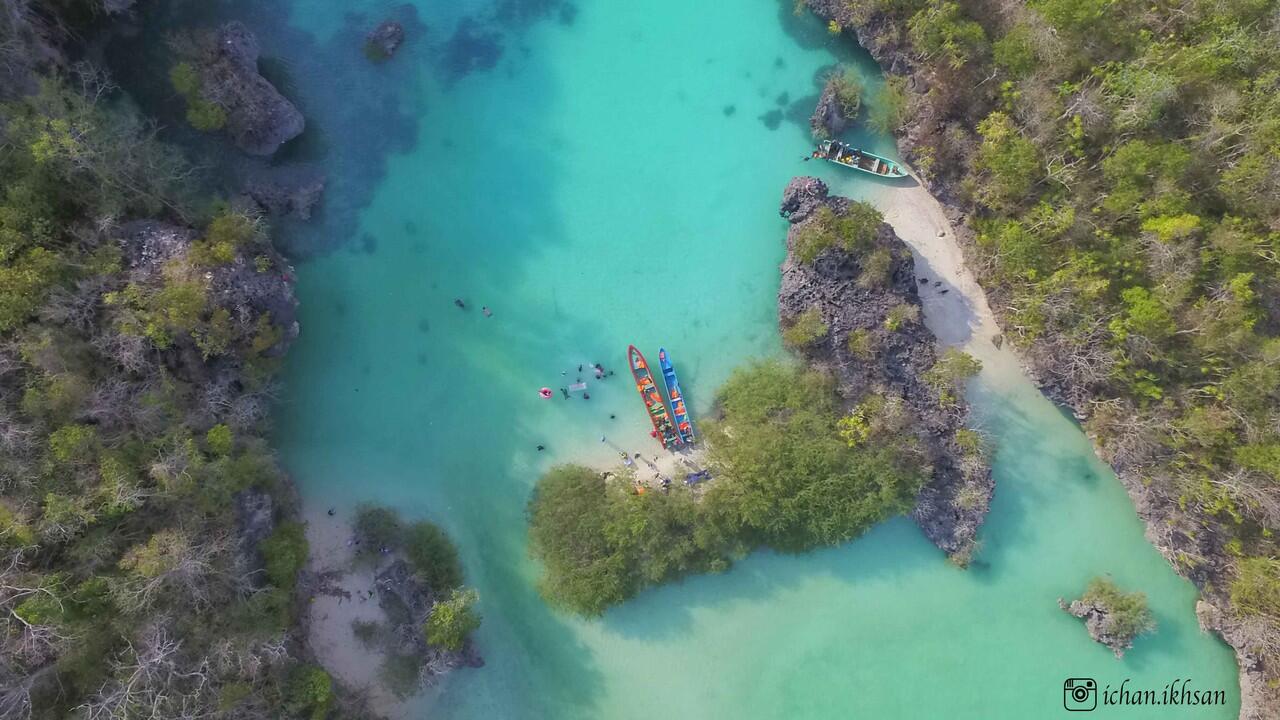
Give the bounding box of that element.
[778,177,992,558]
[196,22,304,156]
[1198,600,1271,718]
[798,6,1271,716]
[365,20,405,60]
[375,561,484,676]
[242,164,326,220]
[116,219,299,358]
[1059,597,1141,658]
[810,78,851,139]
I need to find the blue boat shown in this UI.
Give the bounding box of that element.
[657,348,696,445]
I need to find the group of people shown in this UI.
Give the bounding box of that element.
[556,362,615,401]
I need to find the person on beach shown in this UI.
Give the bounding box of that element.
[454,298,466,309]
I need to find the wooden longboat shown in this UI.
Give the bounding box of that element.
[812,140,907,178]
[657,347,696,445]
[628,345,682,449]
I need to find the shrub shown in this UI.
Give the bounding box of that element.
[794,203,885,264]
[284,664,334,720]
[884,303,920,331]
[404,520,463,591]
[169,62,201,97]
[261,521,308,591]
[825,66,863,118]
[1230,557,1280,617]
[782,306,829,348]
[858,247,895,289]
[1080,577,1156,640]
[205,424,234,457]
[49,423,99,465]
[424,587,481,651]
[869,76,908,134]
[186,100,227,132]
[925,348,982,405]
[353,504,402,561]
[846,328,876,359]
[907,0,988,69]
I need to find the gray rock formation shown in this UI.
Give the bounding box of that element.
[242,164,326,220]
[198,22,304,156]
[778,177,993,559]
[366,20,406,60]
[376,561,484,675]
[810,79,851,139]
[1059,596,1146,659]
[116,219,299,358]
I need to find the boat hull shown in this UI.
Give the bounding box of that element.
[813,140,907,178]
[628,345,681,449]
[658,348,695,445]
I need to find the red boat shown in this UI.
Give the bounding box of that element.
[628,345,682,449]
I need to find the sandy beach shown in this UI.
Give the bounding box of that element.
[874,183,1000,348]
[302,506,408,717]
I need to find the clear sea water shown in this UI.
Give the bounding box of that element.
[154,0,1242,716]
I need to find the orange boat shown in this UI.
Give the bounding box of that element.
[628,345,682,449]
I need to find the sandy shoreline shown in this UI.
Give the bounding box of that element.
[302,505,408,717]
[873,183,999,349]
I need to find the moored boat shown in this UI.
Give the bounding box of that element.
[812,140,907,178]
[628,345,682,449]
[657,348,696,445]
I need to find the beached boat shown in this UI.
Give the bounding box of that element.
[812,140,907,178]
[628,345,682,449]
[658,348,696,445]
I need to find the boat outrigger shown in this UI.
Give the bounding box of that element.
[657,348,695,445]
[812,140,907,178]
[628,345,682,449]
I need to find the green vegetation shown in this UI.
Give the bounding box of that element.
[0,30,321,718]
[405,519,465,591]
[424,588,481,651]
[169,61,226,132]
[1229,558,1280,618]
[826,66,864,119]
[792,202,885,264]
[869,76,909,134]
[925,348,982,406]
[804,0,1280,683]
[262,521,309,591]
[1079,577,1157,642]
[846,327,876,359]
[527,361,928,615]
[884,302,920,331]
[781,306,828,348]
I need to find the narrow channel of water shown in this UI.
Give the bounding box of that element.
[162,0,1248,716]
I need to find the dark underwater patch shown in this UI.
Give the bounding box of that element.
[758,109,783,130]
[442,17,504,83]
[723,104,736,117]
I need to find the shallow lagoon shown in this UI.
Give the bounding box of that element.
[202,0,1252,716]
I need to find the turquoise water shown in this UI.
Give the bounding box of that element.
[243,1,1246,717]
